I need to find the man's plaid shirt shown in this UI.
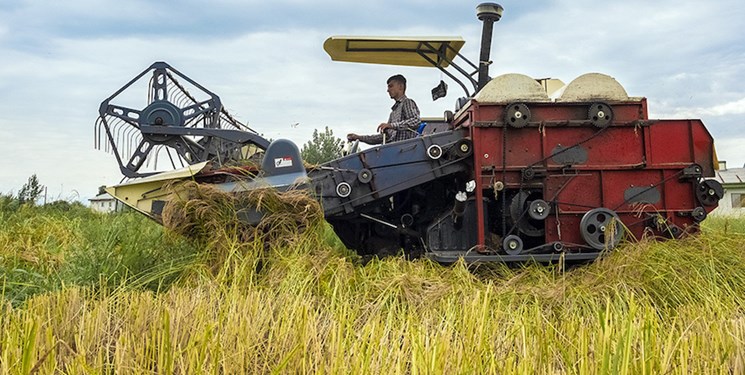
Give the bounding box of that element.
[358,95,421,145]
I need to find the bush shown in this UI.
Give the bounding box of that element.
[300,126,344,164]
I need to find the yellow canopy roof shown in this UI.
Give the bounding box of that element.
[323,36,466,68]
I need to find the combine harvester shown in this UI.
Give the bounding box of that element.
[95,3,722,263]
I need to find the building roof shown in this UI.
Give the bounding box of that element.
[712,167,745,185]
[88,192,116,202]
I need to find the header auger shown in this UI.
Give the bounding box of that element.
[95,3,723,264]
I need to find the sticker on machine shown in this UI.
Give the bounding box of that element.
[275,156,293,168]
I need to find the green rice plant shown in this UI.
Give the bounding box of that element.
[702,213,745,234]
[0,204,201,306]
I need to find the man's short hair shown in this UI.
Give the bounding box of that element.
[387,74,407,90]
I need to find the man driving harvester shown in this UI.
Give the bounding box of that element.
[347,74,421,145]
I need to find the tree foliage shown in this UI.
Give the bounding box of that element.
[300,127,344,165]
[18,174,45,205]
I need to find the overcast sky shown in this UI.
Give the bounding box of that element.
[0,0,743,202]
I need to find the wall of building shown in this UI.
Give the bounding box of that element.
[89,193,123,214]
[711,185,745,216]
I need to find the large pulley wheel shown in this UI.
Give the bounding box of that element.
[580,208,624,250]
[588,102,613,128]
[505,102,531,128]
[696,179,723,206]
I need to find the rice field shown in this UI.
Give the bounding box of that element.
[2,197,745,374]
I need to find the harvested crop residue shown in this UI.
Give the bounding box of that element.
[162,181,323,248]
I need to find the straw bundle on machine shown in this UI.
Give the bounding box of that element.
[162,181,323,247]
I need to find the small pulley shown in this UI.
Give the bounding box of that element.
[691,207,707,223]
[588,102,613,128]
[452,139,473,158]
[357,169,372,184]
[427,144,443,159]
[528,199,550,220]
[336,182,352,198]
[695,179,723,206]
[522,167,535,181]
[580,208,624,250]
[502,235,524,255]
[505,102,531,128]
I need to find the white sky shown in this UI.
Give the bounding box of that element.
[0,1,743,201]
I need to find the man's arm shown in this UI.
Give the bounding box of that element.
[348,132,384,145]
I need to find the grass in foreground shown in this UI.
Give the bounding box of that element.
[1,200,745,373]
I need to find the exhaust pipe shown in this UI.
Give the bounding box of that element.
[476,3,504,91]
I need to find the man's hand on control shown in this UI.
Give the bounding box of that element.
[347,133,359,141]
[377,123,392,133]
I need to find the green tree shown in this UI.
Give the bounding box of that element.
[18,174,45,205]
[301,126,344,165]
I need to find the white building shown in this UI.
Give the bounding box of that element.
[710,161,745,216]
[88,192,123,213]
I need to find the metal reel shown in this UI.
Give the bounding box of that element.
[95,61,268,178]
[505,102,531,128]
[502,235,524,255]
[580,208,624,250]
[588,102,613,128]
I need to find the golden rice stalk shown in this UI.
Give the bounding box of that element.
[161,180,323,250]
